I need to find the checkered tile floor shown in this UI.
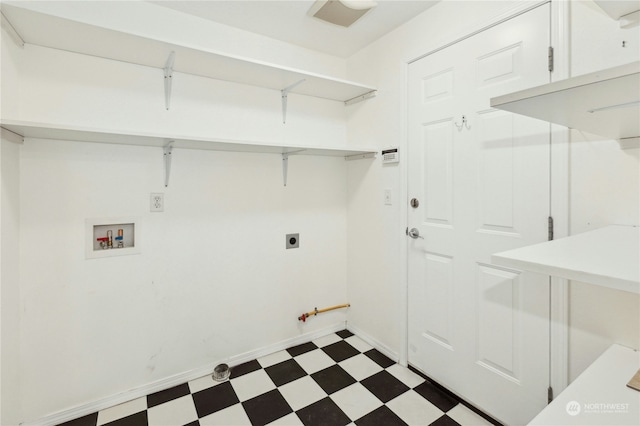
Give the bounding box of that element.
[60,330,499,426]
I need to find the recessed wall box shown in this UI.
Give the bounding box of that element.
[382,147,399,164]
[86,217,140,259]
[286,233,300,249]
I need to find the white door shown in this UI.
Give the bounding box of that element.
[407,5,552,425]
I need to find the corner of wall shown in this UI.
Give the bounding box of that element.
[1,134,22,426]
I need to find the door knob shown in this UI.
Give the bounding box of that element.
[407,228,424,239]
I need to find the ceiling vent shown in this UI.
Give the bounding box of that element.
[309,0,378,27]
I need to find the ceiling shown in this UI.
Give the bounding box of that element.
[150,1,439,58]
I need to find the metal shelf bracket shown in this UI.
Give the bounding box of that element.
[281,79,306,124]
[282,153,289,186]
[344,90,377,106]
[281,149,305,186]
[164,142,174,187]
[164,51,175,110]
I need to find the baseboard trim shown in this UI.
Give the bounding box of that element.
[346,323,399,363]
[22,322,346,426]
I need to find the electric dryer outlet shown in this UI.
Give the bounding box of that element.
[286,233,299,249]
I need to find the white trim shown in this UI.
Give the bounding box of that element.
[398,60,409,368]
[406,1,549,64]
[549,0,571,398]
[21,323,346,426]
[226,322,346,366]
[347,323,400,363]
[549,276,569,395]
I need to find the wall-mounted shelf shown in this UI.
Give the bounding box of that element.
[529,344,640,425]
[490,62,640,149]
[492,225,639,294]
[0,120,377,187]
[0,4,376,106]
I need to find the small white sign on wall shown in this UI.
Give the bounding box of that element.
[381,147,399,164]
[85,217,141,259]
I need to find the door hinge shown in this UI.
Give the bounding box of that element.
[548,216,554,241]
[547,386,554,403]
[548,46,554,73]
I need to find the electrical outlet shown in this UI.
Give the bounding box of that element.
[150,193,164,212]
[384,189,392,205]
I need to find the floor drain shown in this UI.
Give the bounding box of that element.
[212,363,231,382]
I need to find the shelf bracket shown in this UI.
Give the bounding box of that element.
[282,153,289,186]
[281,149,305,186]
[281,79,306,124]
[163,142,174,187]
[164,51,175,110]
[344,90,377,106]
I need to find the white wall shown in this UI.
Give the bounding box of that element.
[18,140,349,422]
[0,135,21,426]
[567,0,640,381]
[1,13,23,426]
[1,2,356,423]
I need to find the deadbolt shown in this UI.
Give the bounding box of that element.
[410,198,420,208]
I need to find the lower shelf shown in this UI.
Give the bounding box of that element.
[529,344,640,425]
[492,225,639,294]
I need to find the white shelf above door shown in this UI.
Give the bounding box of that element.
[490,62,640,148]
[492,225,640,294]
[0,4,377,104]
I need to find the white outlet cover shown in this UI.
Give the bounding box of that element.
[384,189,392,205]
[150,193,164,212]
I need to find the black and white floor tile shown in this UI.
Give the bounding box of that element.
[60,330,500,426]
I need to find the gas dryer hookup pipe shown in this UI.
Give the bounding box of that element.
[298,304,350,322]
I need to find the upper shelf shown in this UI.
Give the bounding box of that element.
[0,4,376,104]
[490,62,640,147]
[0,120,377,159]
[492,225,640,294]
